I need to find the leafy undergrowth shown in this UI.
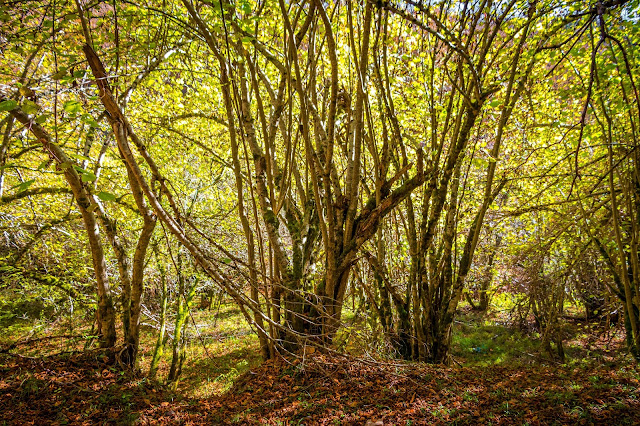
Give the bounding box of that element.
[0,351,169,425]
[1,351,639,425]
[1,304,636,424]
[450,309,627,368]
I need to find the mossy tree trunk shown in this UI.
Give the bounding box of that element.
[149,244,168,379]
[6,104,117,349]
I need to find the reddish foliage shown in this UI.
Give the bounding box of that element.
[1,352,639,425]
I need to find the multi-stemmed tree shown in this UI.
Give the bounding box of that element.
[1,0,638,370]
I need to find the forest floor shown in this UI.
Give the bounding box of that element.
[1,306,640,425]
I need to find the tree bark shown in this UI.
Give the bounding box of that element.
[5,103,116,348]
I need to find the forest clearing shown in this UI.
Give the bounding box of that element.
[2,303,639,424]
[1,0,640,423]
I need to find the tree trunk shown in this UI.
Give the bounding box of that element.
[6,104,117,348]
[149,246,168,378]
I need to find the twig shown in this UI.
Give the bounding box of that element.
[187,305,216,364]
[0,334,88,353]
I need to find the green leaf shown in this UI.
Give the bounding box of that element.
[81,114,99,128]
[71,164,97,182]
[35,114,50,124]
[12,179,35,193]
[52,68,67,80]
[22,100,39,115]
[239,0,251,14]
[81,171,97,182]
[0,99,18,111]
[489,100,501,108]
[63,100,82,114]
[69,153,91,161]
[98,191,116,201]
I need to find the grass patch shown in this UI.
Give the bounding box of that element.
[136,302,262,398]
[451,311,539,366]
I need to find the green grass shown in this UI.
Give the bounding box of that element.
[451,311,539,366]
[0,296,262,397]
[136,302,262,398]
[1,289,632,402]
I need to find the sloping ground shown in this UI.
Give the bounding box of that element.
[0,351,167,425]
[1,352,639,425]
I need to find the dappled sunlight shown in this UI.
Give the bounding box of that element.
[2,0,640,423]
